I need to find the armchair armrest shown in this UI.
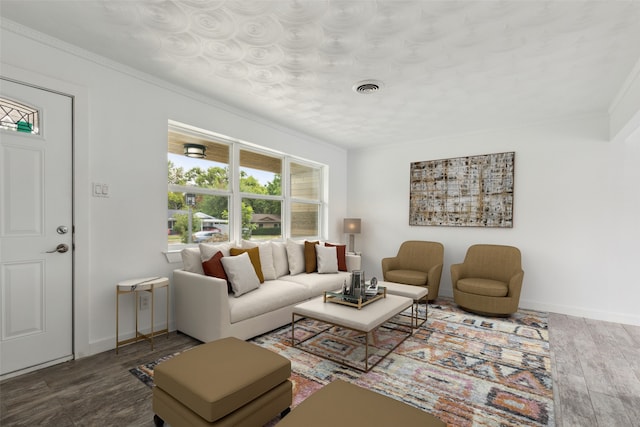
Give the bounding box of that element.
[173,269,231,343]
[381,256,400,279]
[450,263,465,289]
[426,263,443,298]
[346,253,361,271]
[507,269,525,299]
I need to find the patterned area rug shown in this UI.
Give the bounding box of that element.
[288,314,414,371]
[130,298,553,426]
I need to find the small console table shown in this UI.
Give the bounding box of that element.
[116,276,169,354]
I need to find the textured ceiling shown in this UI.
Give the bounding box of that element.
[2,1,640,149]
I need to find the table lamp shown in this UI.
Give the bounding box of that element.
[343,218,361,253]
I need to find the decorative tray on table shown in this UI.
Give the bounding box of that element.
[324,285,386,310]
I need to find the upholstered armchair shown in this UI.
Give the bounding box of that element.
[381,241,444,301]
[451,244,524,316]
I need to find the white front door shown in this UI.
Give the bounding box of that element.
[0,79,73,377]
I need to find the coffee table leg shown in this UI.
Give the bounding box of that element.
[412,296,428,329]
[413,303,417,329]
[365,332,369,372]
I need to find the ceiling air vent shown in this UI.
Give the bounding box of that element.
[353,80,384,94]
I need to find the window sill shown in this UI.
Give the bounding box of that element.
[163,251,183,264]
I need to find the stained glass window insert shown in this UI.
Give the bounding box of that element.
[0,97,39,134]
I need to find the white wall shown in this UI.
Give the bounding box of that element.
[1,26,349,357]
[348,115,640,326]
[609,56,640,142]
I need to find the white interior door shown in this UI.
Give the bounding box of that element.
[0,79,73,377]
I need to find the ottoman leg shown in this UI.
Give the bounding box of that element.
[281,407,291,418]
[153,414,164,427]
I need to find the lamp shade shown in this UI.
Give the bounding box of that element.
[343,218,361,234]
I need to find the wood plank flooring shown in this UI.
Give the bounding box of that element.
[1,313,639,426]
[0,333,199,426]
[549,313,640,427]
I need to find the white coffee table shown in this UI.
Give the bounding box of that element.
[291,294,413,372]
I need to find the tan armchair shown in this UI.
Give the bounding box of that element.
[381,241,444,301]
[451,244,524,316]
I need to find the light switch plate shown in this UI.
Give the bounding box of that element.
[93,182,109,198]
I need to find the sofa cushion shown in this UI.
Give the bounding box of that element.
[181,247,205,275]
[304,241,319,273]
[221,252,261,297]
[230,247,264,283]
[324,243,347,271]
[241,240,277,281]
[316,245,338,274]
[271,241,289,278]
[280,272,349,297]
[228,279,309,323]
[286,239,305,275]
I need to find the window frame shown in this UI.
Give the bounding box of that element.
[287,158,325,240]
[167,121,326,250]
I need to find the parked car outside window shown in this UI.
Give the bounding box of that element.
[193,230,220,243]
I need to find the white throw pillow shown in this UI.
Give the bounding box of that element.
[181,247,204,274]
[199,242,232,262]
[241,240,277,281]
[286,239,305,275]
[271,241,289,278]
[220,252,260,297]
[316,245,339,274]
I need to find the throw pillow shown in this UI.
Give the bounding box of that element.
[316,245,338,274]
[199,242,232,262]
[181,247,205,274]
[286,239,305,275]
[304,240,319,273]
[220,252,260,297]
[325,242,347,271]
[201,251,231,292]
[202,251,227,279]
[230,247,264,283]
[271,241,289,278]
[241,240,277,281]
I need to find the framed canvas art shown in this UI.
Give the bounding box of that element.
[409,152,514,227]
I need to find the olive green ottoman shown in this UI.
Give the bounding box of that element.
[278,379,445,427]
[152,337,292,427]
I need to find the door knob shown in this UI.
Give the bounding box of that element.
[46,244,69,253]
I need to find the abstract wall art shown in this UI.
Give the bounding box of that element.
[409,152,514,227]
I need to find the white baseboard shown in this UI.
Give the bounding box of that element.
[86,321,177,358]
[520,299,640,326]
[438,291,640,326]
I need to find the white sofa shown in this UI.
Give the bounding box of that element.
[173,241,361,343]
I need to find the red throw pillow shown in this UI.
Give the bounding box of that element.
[202,251,231,292]
[325,243,347,271]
